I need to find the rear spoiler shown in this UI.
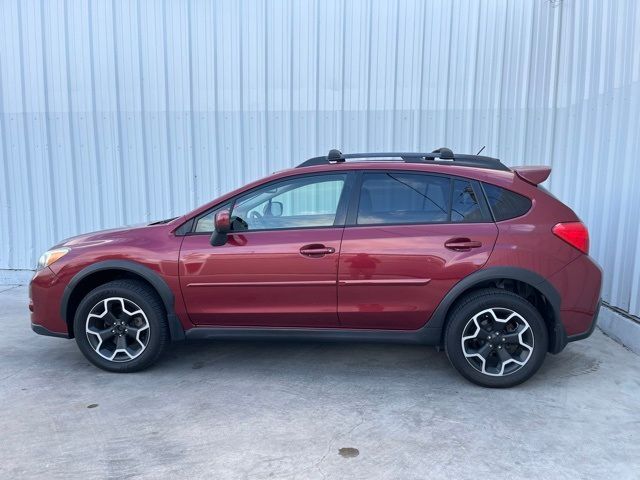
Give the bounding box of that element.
[513,166,551,185]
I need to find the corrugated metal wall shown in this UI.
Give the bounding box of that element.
[0,0,639,315]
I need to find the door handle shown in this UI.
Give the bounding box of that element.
[444,238,483,252]
[300,244,336,257]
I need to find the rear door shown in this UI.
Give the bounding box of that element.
[179,172,353,327]
[338,171,498,330]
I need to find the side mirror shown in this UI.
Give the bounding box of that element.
[210,210,231,246]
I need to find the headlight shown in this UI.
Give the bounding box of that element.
[37,248,70,269]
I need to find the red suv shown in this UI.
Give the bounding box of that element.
[30,149,601,387]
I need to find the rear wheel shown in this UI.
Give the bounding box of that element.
[444,288,548,388]
[74,280,169,372]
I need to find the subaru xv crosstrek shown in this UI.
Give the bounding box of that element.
[30,148,602,387]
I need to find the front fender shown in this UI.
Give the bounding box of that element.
[61,260,185,341]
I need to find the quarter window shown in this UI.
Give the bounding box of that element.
[194,203,231,233]
[482,183,532,221]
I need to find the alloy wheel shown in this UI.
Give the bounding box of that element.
[460,307,534,376]
[85,297,150,362]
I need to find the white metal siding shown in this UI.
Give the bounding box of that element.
[0,0,638,315]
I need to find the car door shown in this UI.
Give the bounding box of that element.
[179,172,353,327]
[338,171,498,330]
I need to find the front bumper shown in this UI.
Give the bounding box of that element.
[29,267,70,338]
[31,323,69,338]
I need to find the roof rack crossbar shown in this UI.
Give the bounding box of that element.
[296,148,510,171]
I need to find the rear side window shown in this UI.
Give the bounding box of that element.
[482,183,532,221]
[451,179,483,223]
[357,173,450,225]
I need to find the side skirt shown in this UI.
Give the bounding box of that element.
[184,326,442,345]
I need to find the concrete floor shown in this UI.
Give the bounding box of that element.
[1,285,639,480]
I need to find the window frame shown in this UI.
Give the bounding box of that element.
[183,171,356,235]
[345,170,492,227]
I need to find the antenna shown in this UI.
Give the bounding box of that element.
[476,145,486,155]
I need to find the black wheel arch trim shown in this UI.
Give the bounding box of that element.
[424,266,567,354]
[61,260,185,341]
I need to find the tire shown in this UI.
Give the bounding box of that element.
[444,288,548,388]
[74,279,169,372]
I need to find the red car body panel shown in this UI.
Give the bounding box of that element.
[29,160,602,350]
[179,228,342,327]
[337,222,498,329]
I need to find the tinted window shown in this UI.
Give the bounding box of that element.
[356,173,450,225]
[451,180,483,222]
[483,183,532,221]
[231,174,346,231]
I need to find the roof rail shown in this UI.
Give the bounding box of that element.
[431,147,454,159]
[296,148,510,171]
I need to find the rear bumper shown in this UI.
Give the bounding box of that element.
[567,298,601,343]
[547,253,602,349]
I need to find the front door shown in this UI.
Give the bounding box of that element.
[338,171,498,330]
[179,172,352,327]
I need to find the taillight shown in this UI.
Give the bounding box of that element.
[552,222,589,254]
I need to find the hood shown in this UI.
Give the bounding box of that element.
[53,221,166,249]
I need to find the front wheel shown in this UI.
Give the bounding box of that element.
[73,280,169,372]
[444,288,548,388]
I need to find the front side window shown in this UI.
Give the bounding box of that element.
[230,174,347,231]
[356,173,450,225]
